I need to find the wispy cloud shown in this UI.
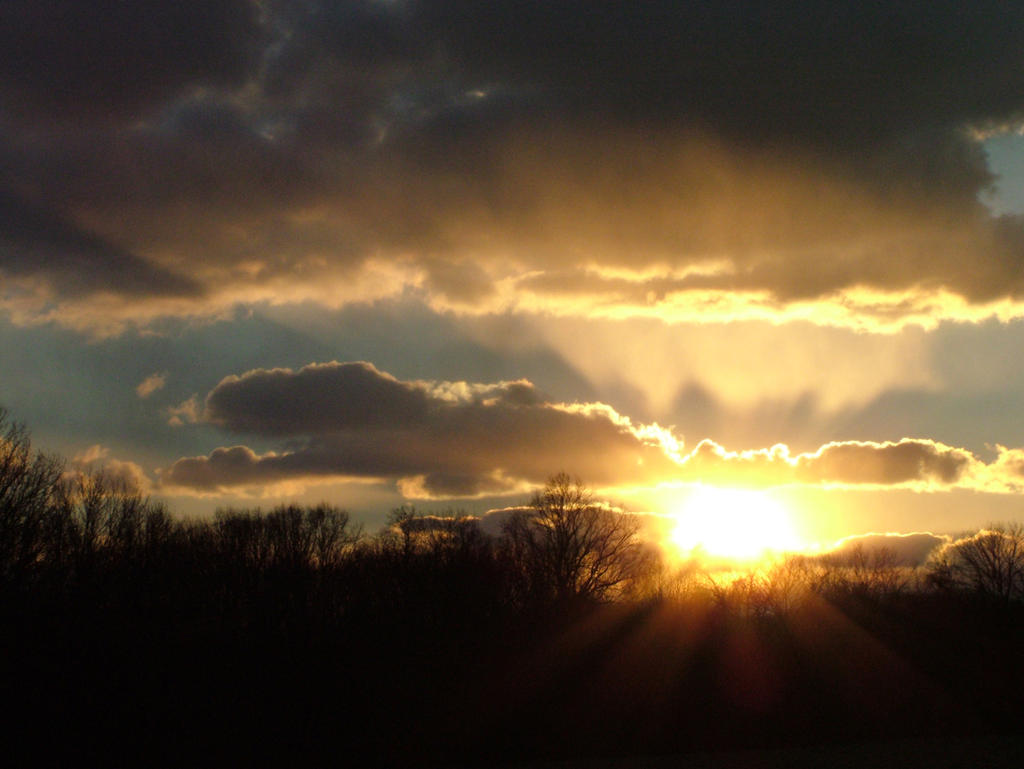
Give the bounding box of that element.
[136,372,167,399]
[166,395,202,427]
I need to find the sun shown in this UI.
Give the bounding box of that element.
[670,485,802,562]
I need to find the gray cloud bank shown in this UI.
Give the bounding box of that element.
[162,361,1024,498]
[163,361,681,496]
[5,2,1024,329]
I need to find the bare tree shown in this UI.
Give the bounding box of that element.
[306,503,360,569]
[927,523,1024,605]
[214,503,358,572]
[502,473,649,604]
[0,409,64,585]
[384,503,419,560]
[44,468,171,581]
[815,543,909,602]
[215,507,271,572]
[0,412,61,506]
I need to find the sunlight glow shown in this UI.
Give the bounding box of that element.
[670,485,803,562]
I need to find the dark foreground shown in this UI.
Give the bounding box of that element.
[5,587,1024,767]
[516,735,1024,769]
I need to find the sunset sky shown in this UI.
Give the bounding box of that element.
[5,1,1024,548]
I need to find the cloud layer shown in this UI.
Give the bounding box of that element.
[162,361,682,496]
[6,2,1024,330]
[161,360,1024,498]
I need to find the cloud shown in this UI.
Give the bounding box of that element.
[823,532,951,567]
[5,2,1024,330]
[70,445,151,494]
[159,359,1024,498]
[161,361,681,495]
[136,372,167,399]
[985,446,1024,489]
[203,362,434,435]
[796,440,974,486]
[478,506,533,537]
[167,395,202,427]
[0,190,201,304]
[0,0,258,122]
[676,438,981,490]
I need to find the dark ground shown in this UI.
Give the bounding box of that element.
[511,735,1024,769]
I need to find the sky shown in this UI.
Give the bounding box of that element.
[5,1,1024,549]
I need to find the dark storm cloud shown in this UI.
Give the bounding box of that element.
[9,0,1015,145]
[0,0,259,122]
[257,1,1024,149]
[162,361,680,496]
[440,2,1024,150]
[252,0,1024,203]
[204,362,433,435]
[0,190,201,299]
[7,1,1024,327]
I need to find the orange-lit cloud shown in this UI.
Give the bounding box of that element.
[9,132,1024,335]
[135,372,167,399]
[675,438,979,490]
[70,444,152,494]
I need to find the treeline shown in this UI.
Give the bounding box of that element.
[3,409,1024,765]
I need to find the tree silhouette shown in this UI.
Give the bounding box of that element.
[502,472,649,604]
[0,408,64,587]
[928,523,1024,605]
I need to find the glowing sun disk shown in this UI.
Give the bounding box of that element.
[670,486,801,561]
